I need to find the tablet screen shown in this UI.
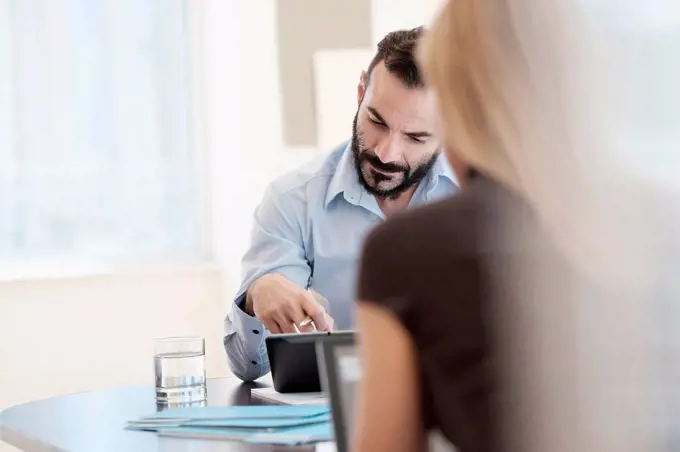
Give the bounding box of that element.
[335,345,361,441]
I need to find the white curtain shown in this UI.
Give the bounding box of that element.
[0,0,199,265]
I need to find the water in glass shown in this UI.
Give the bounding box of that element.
[154,337,206,403]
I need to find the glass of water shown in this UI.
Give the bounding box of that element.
[154,336,207,403]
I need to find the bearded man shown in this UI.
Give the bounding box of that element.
[224,27,457,382]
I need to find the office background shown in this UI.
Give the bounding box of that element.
[0,1,443,450]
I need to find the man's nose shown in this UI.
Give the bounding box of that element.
[374,134,402,163]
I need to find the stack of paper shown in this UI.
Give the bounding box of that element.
[126,405,333,445]
[252,387,328,405]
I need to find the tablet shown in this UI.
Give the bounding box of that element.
[316,333,358,452]
[265,331,354,393]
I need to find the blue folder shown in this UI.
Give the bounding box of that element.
[126,404,333,444]
[127,412,331,430]
[126,405,333,445]
[156,421,334,445]
[184,412,331,428]
[136,404,329,421]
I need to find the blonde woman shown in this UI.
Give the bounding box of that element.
[351,3,526,449]
[351,0,679,451]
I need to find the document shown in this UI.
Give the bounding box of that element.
[156,422,333,444]
[252,387,328,406]
[316,442,338,452]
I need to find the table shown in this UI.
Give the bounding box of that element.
[0,378,327,452]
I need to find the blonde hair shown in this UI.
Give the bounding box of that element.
[420,0,655,291]
[420,5,680,452]
[419,0,526,194]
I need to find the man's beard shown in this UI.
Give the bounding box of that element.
[351,112,439,200]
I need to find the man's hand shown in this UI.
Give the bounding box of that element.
[245,273,334,334]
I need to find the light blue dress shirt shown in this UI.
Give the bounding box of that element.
[223,141,457,381]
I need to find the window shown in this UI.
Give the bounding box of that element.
[0,0,201,268]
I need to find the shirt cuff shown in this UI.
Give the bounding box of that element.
[231,295,267,349]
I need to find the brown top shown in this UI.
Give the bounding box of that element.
[357,174,521,452]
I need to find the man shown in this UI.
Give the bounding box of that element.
[224,27,457,382]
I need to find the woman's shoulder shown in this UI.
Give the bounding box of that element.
[364,179,496,261]
[357,177,505,323]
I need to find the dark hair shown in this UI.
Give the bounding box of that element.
[366,27,425,89]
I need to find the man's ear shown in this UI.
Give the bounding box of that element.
[357,70,368,105]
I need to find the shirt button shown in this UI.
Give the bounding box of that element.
[252,329,260,335]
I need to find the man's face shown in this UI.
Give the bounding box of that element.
[351,62,441,199]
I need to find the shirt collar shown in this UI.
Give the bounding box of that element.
[324,142,458,209]
[325,141,360,209]
[426,153,458,191]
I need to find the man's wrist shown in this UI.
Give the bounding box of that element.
[244,275,269,316]
[244,289,256,316]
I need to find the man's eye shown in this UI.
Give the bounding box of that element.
[409,136,426,144]
[369,117,386,128]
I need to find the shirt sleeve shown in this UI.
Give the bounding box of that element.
[223,183,312,382]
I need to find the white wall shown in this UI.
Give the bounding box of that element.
[0,267,228,452]
[370,0,445,45]
[200,0,295,276]
[313,48,373,150]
